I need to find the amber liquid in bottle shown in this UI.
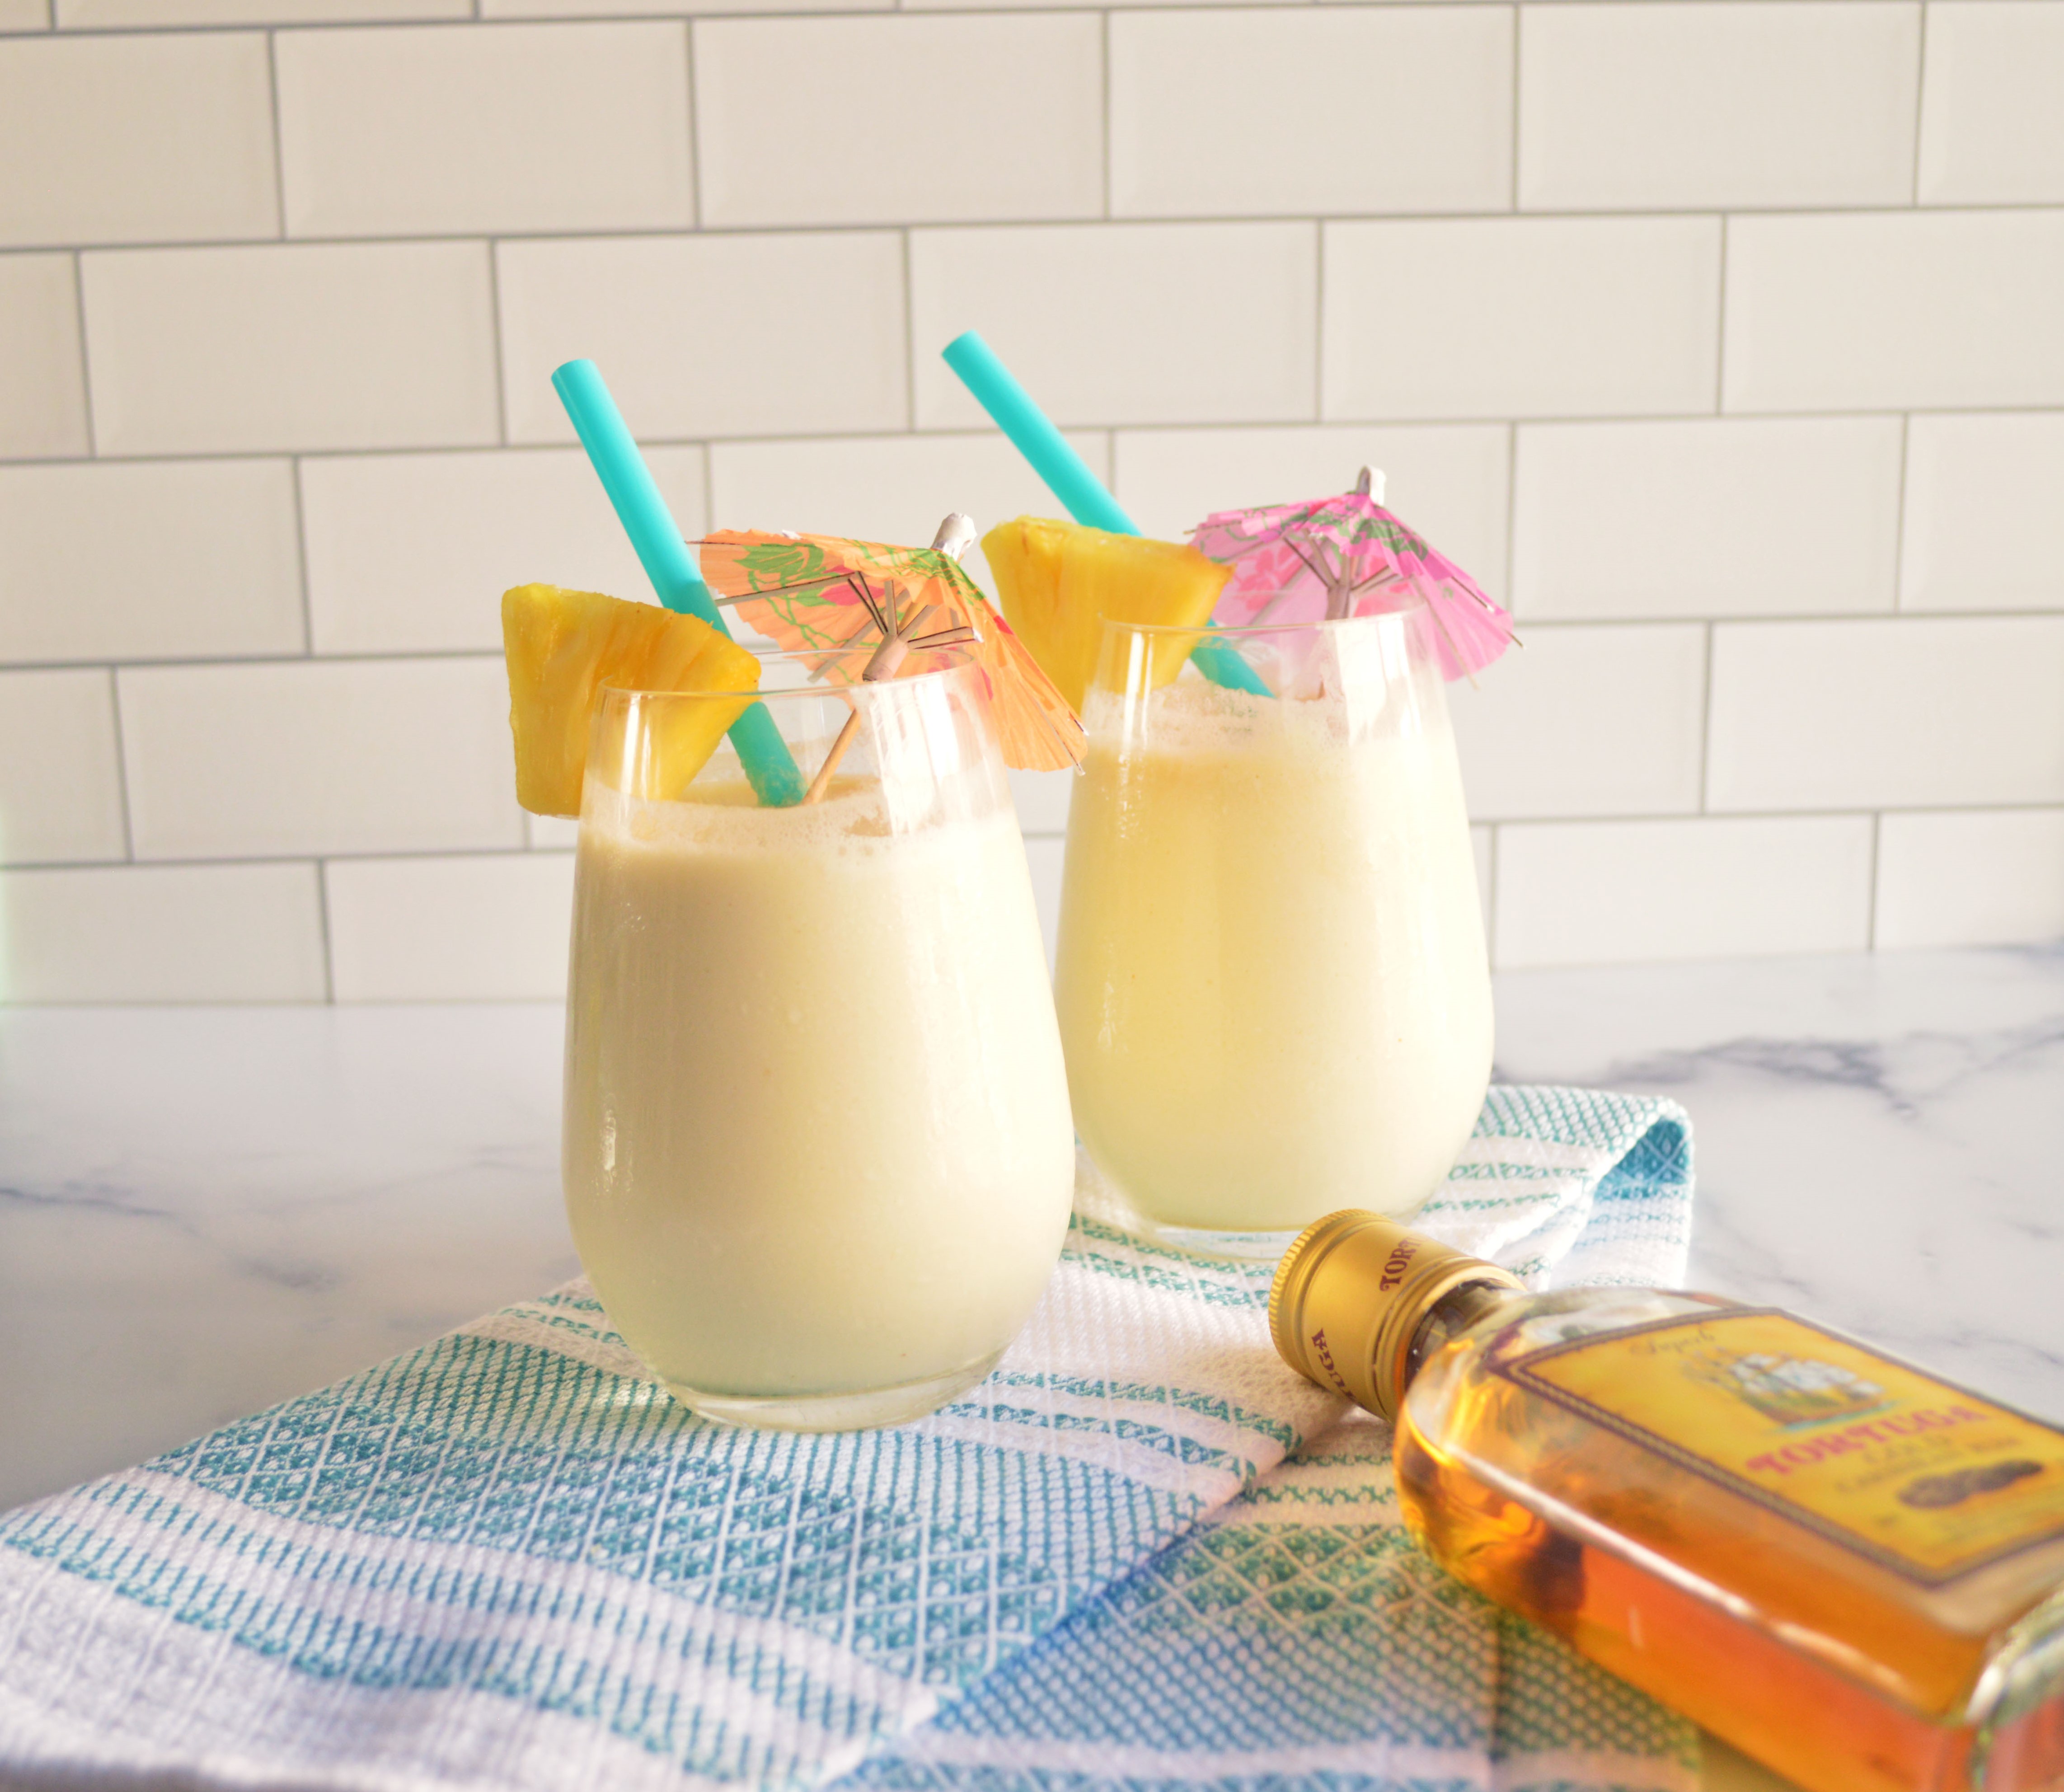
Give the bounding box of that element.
[1271,1216,2064,1792]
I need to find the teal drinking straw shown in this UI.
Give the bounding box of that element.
[939,332,1269,697]
[551,359,805,807]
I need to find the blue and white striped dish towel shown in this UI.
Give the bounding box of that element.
[0,1086,1694,1792]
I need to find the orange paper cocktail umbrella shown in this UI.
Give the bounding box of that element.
[697,520,1085,777]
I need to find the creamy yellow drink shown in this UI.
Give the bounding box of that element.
[1054,619,1492,1242]
[563,685,1074,1428]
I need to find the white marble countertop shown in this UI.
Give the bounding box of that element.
[3,944,2060,1787]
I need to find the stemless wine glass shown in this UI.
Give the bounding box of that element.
[563,655,1075,1430]
[1053,604,1492,1259]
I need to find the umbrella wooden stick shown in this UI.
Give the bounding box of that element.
[803,697,863,805]
[801,514,979,806]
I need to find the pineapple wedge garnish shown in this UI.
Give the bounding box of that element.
[502,583,759,817]
[981,518,1232,712]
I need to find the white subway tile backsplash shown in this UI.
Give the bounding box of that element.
[0,669,126,865]
[1723,211,2064,414]
[0,33,278,249]
[1707,617,2064,812]
[277,23,693,240]
[300,446,707,656]
[0,254,89,460]
[1900,413,2064,613]
[1008,767,1074,837]
[1875,808,2064,948]
[1918,2,2064,207]
[1112,423,1509,600]
[1449,623,1707,821]
[1023,833,1063,971]
[1110,8,1511,219]
[3,0,2058,998]
[1512,418,1903,621]
[497,233,908,445]
[697,16,1100,229]
[910,222,1318,429]
[325,852,574,1000]
[707,428,1109,599]
[1323,217,1721,422]
[118,657,524,860]
[526,812,579,850]
[1495,815,1874,967]
[0,861,327,1003]
[1518,2,1919,213]
[82,242,500,456]
[61,2,464,22]
[0,459,305,663]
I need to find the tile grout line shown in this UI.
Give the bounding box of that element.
[1713,213,1729,415]
[1311,220,1325,422]
[7,2,1658,39]
[1697,618,1715,814]
[6,404,2064,471]
[6,199,2063,260]
[1100,8,1112,223]
[289,456,317,657]
[701,436,719,559]
[1892,410,1913,613]
[314,856,337,1004]
[4,844,580,876]
[5,609,2060,682]
[485,241,511,449]
[684,17,703,234]
[18,803,2046,880]
[900,226,918,431]
[1501,419,1518,604]
[106,665,135,863]
[1507,0,1521,215]
[69,249,97,457]
[265,29,288,243]
[1866,811,1882,949]
[1911,0,1929,208]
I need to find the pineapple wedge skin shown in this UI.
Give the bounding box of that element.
[980,518,1232,711]
[502,583,759,818]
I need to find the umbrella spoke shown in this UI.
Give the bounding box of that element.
[849,570,893,640]
[1420,597,1480,691]
[1281,533,1333,588]
[1348,568,1401,596]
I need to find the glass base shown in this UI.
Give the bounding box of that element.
[663,1349,1004,1432]
[1131,1216,1303,1264]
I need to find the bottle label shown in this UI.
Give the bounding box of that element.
[1501,1308,2064,1587]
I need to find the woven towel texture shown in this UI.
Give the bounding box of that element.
[0,1086,1693,1792]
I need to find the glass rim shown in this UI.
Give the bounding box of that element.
[592,651,983,705]
[1097,597,1431,642]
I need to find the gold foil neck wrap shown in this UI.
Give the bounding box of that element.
[1269,1210,1523,1420]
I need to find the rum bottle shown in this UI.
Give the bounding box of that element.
[1270,1210,2064,1792]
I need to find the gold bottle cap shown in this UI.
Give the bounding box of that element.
[1269,1210,1523,1420]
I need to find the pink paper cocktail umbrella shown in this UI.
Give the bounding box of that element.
[1191,468,1516,683]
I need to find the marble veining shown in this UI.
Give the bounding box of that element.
[1492,943,2064,1426]
[2,947,2060,1520]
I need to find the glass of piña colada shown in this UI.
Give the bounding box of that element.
[564,655,1074,1429]
[1054,604,1492,1259]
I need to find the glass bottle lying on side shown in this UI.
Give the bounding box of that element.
[1271,1211,2064,1792]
